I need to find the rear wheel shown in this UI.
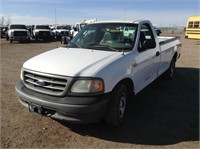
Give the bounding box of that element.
[165,57,176,79]
[105,83,128,126]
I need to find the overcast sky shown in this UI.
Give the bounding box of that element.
[1,0,200,26]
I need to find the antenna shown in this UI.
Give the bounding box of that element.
[55,8,58,48]
[122,7,126,55]
[123,8,126,22]
[55,8,57,24]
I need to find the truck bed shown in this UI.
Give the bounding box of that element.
[158,36,180,45]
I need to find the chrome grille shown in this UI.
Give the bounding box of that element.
[23,70,68,96]
[60,31,69,36]
[39,31,50,36]
[14,31,27,36]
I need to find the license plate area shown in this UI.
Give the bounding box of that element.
[28,103,55,116]
[28,103,44,115]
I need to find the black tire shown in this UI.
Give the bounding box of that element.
[6,35,9,41]
[27,37,30,43]
[165,57,176,79]
[105,83,128,126]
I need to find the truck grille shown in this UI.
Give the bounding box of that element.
[14,31,27,36]
[23,70,68,96]
[39,31,50,36]
[60,31,69,36]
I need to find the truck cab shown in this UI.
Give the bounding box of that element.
[72,23,88,37]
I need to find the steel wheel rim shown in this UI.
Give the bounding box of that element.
[170,60,175,77]
[119,91,126,119]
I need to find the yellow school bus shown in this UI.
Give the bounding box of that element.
[185,16,200,39]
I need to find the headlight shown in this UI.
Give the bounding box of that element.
[56,31,60,35]
[70,79,104,94]
[10,31,14,36]
[27,30,30,36]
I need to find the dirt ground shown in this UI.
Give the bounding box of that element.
[1,34,199,148]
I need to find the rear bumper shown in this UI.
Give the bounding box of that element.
[15,81,110,123]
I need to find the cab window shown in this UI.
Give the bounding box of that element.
[138,23,156,52]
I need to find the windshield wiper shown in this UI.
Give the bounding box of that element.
[69,41,82,48]
[83,44,118,52]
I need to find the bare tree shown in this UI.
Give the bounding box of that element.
[0,17,4,25]
[6,17,12,25]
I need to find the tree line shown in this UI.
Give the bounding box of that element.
[0,17,12,26]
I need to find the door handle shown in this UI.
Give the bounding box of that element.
[132,63,137,67]
[156,51,160,57]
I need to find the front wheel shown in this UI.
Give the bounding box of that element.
[6,35,9,41]
[105,83,128,126]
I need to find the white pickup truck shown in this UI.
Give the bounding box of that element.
[32,25,53,41]
[53,25,71,40]
[15,20,181,126]
[6,24,30,43]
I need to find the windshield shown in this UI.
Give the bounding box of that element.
[57,25,71,30]
[68,23,138,51]
[10,25,27,29]
[80,24,87,30]
[36,25,50,29]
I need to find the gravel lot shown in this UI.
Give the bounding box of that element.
[1,34,199,148]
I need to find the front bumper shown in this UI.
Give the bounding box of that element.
[10,36,29,41]
[15,81,110,123]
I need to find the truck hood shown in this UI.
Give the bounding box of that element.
[10,29,27,32]
[57,29,69,32]
[34,29,50,32]
[23,47,122,77]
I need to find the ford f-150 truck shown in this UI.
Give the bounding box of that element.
[15,20,181,126]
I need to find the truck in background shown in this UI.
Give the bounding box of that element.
[185,16,200,39]
[32,25,53,41]
[72,18,97,37]
[52,25,72,40]
[6,24,30,43]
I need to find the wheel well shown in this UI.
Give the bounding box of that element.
[114,78,135,96]
[173,52,178,62]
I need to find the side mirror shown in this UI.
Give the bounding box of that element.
[143,40,156,49]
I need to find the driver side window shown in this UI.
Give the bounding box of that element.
[138,23,156,52]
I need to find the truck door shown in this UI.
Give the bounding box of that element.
[133,23,160,93]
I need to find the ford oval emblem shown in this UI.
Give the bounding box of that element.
[36,80,45,87]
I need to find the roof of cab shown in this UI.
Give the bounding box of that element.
[89,20,150,25]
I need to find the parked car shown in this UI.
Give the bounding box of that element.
[15,20,181,126]
[32,25,53,41]
[6,24,30,43]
